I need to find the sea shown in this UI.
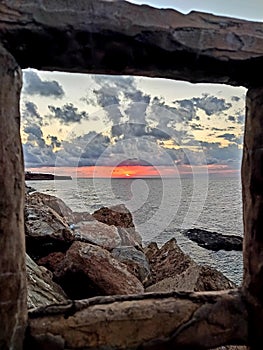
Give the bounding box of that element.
[26,173,243,286]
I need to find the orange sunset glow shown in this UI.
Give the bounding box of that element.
[26,164,240,179]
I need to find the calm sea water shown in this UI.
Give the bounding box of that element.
[27,174,243,285]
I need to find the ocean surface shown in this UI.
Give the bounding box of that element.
[27,174,243,285]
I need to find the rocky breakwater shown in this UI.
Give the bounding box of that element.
[25,191,237,311]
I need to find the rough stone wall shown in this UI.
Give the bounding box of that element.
[0,46,27,349]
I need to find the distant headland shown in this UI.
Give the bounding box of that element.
[25,171,72,181]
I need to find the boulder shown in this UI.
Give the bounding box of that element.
[72,211,95,223]
[144,238,194,286]
[73,220,122,250]
[26,254,68,310]
[71,221,143,251]
[53,241,144,299]
[92,204,135,228]
[37,252,66,273]
[145,238,235,292]
[146,265,235,293]
[26,191,74,222]
[25,204,74,260]
[183,228,243,251]
[111,246,151,284]
[117,227,143,248]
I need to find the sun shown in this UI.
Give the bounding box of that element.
[125,173,131,177]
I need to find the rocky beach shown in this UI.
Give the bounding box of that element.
[25,188,239,311]
[24,188,247,349]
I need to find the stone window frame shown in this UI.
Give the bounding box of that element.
[0,1,263,349]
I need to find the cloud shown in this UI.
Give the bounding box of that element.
[54,132,111,167]
[231,96,241,102]
[24,125,43,139]
[48,103,89,124]
[23,70,65,98]
[174,94,232,117]
[23,123,57,167]
[228,115,236,122]
[200,141,242,164]
[22,101,43,126]
[217,133,237,142]
[216,133,243,145]
[47,135,61,149]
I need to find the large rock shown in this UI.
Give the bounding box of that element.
[26,191,95,224]
[72,220,143,250]
[146,265,235,293]
[72,211,95,223]
[145,238,235,292]
[53,241,144,299]
[73,220,122,250]
[117,227,143,248]
[111,246,151,284]
[25,204,74,260]
[144,239,194,286]
[37,252,66,273]
[26,191,74,222]
[183,228,243,251]
[92,204,135,228]
[26,254,68,310]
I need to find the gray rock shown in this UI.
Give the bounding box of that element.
[111,246,151,283]
[117,227,143,249]
[26,192,74,222]
[26,254,68,310]
[25,204,74,260]
[73,220,122,250]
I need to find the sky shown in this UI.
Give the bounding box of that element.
[21,0,262,179]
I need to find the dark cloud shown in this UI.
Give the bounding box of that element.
[228,115,236,122]
[23,71,65,98]
[23,124,57,167]
[192,94,232,116]
[216,133,243,145]
[111,122,171,141]
[47,135,61,149]
[231,96,241,102]
[174,94,232,117]
[23,142,56,168]
[191,124,204,131]
[22,101,43,126]
[48,103,89,124]
[24,125,43,139]
[200,141,242,164]
[217,133,237,142]
[111,123,147,139]
[211,127,225,131]
[55,132,111,167]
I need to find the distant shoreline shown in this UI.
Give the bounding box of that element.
[25,172,72,181]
